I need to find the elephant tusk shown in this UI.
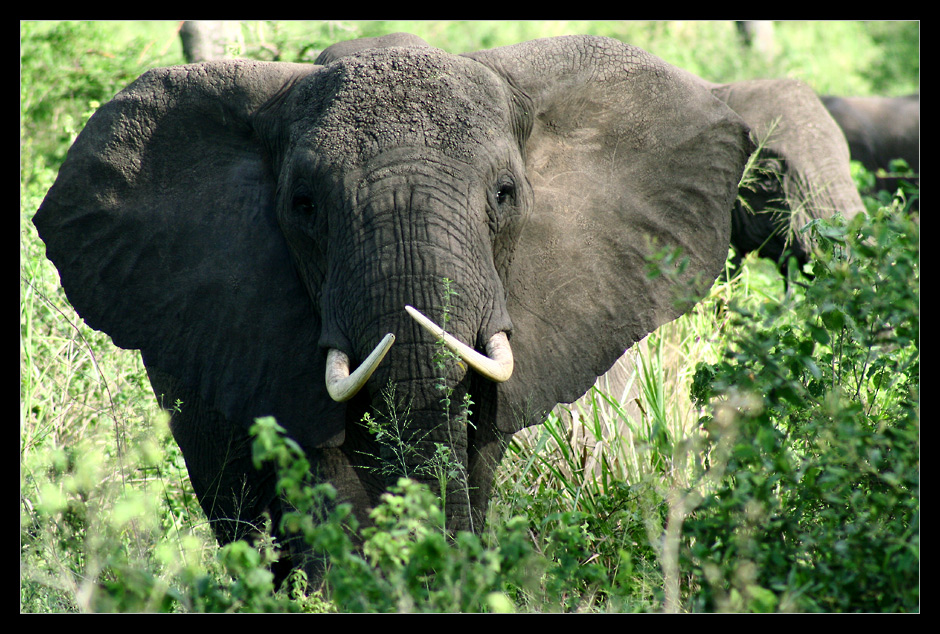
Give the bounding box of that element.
[325,333,395,402]
[405,305,514,383]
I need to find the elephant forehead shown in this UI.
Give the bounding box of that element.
[293,48,509,164]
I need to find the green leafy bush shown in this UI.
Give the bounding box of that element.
[249,417,539,613]
[684,206,919,612]
[250,415,671,612]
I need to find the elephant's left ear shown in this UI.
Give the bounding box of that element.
[465,36,754,432]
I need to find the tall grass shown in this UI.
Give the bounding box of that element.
[493,253,784,611]
[21,21,918,612]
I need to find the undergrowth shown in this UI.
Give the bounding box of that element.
[683,205,919,612]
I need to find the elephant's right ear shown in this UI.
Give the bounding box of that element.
[466,36,754,432]
[32,60,348,450]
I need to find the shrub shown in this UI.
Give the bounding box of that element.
[684,205,919,612]
[249,416,541,613]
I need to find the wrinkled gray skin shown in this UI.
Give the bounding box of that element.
[822,94,919,197]
[33,33,857,583]
[710,79,865,273]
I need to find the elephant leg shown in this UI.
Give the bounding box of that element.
[311,406,388,523]
[148,366,387,587]
[467,432,511,533]
[278,410,386,585]
[146,366,307,584]
[147,366,278,544]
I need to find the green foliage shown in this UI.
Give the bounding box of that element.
[250,417,666,612]
[850,159,920,214]
[865,21,920,95]
[20,21,181,179]
[685,207,919,612]
[250,417,537,613]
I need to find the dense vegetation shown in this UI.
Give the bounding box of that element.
[21,21,919,612]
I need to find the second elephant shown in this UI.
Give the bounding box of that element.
[715,80,866,274]
[822,94,920,201]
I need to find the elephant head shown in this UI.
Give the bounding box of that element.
[34,33,760,579]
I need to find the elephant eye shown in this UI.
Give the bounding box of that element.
[292,193,315,216]
[495,180,515,206]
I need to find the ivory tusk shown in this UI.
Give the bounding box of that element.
[325,333,395,402]
[405,305,514,382]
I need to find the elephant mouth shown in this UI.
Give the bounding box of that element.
[324,305,514,402]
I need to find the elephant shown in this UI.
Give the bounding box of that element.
[33,32,860,584]
[716,81,865,274]
[821,94,919,200]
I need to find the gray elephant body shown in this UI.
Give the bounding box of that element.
[822,94,919,197]
[33,33,858,583]
[712,79,865,272]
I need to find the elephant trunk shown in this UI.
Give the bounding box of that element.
[314,172,513,533]
[366,329,478,532]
